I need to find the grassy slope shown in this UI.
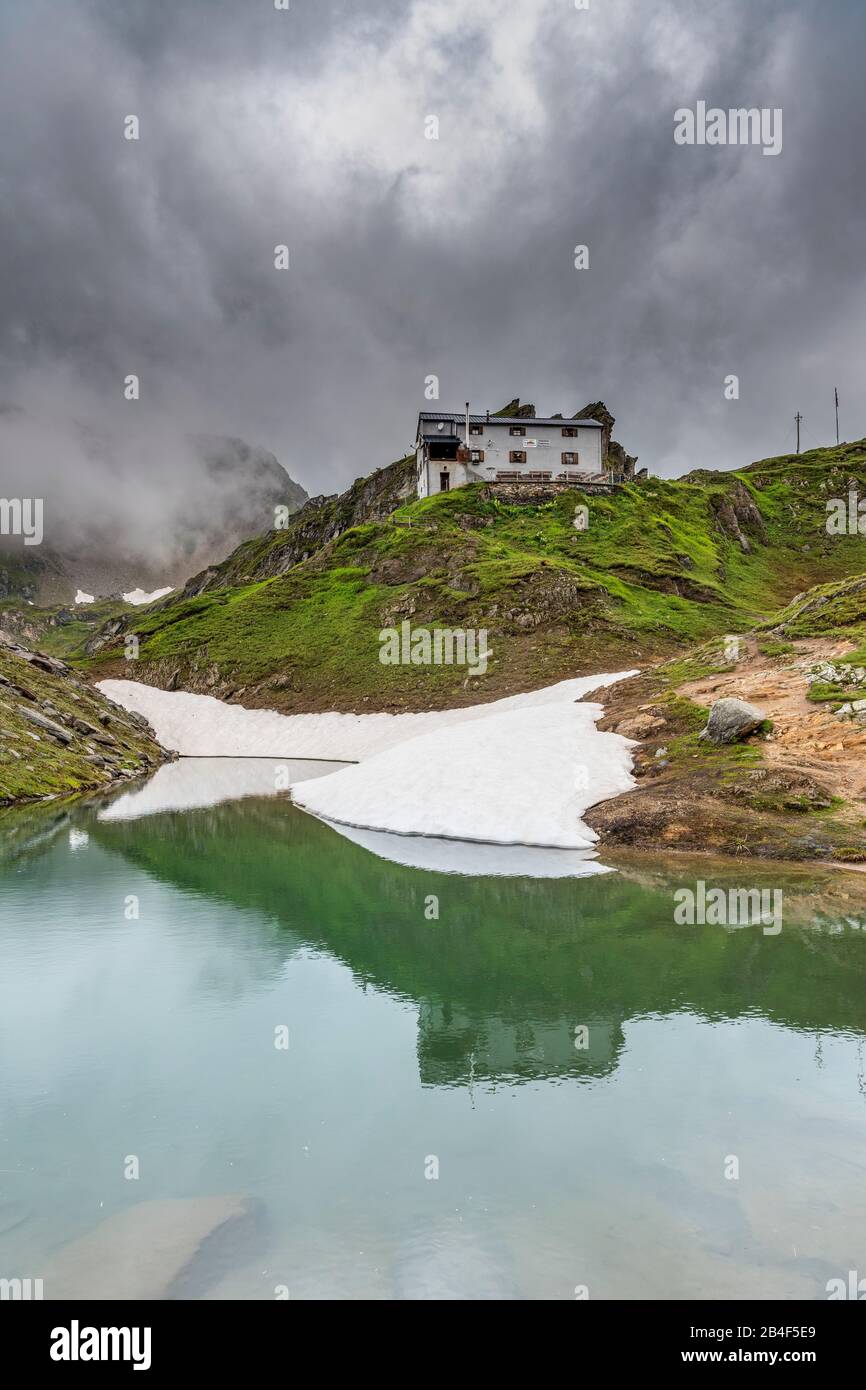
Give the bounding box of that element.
[0,595,133,656]
[73,439,866,712]
[0,641,168,807]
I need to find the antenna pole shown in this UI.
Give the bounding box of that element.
[795,411,803,454]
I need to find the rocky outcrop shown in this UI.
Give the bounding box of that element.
[0,634,171,806]
[493,399,536,419]
[572,401,639,479]
[710,480,767,553]
[808,659,866,690]
[169,454,417,598]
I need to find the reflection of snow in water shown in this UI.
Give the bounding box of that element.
[324,821,612,878]
[98,757,612,877]
[99,757,342,821]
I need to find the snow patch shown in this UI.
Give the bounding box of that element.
[98,673,637,850]
[293,697,635,849]
[123,586,173,606]
[75,590,95,605]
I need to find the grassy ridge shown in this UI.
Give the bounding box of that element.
[0,639,168,806]
[76,440,866,711]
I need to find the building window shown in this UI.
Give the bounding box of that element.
[561,427,578,437]
[509,450,527,464]
[562,451,578,466]
[470,449,485,462]
[509,425,526,436]
[439,472,450,492]
[469,423,483,436]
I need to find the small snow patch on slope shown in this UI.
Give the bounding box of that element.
[123,586,173,605]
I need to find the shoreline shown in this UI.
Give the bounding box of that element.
[6,635,866,874]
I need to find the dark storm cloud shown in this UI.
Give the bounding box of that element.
[1,0,864,556]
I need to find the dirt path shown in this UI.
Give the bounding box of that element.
[679,637,866,806]
[584,635,866,862]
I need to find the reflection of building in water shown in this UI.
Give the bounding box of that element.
[417,1001,623,1086]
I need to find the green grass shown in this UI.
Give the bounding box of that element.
[757,638,794,657]
[0,645,165,805]
[69,438,866,710]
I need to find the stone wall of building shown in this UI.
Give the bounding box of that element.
[481,480,619,505]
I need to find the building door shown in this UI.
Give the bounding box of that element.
[439,471,450,491]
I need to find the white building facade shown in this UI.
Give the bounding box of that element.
[416,409,606,499]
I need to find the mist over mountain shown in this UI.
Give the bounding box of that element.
[0,398,307,602]
[1,1,864,495]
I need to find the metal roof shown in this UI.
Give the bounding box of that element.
[418,411,604,429]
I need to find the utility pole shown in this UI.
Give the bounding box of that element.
[795,411,803,454]
[835,388,840,445]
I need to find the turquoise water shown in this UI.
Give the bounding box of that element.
[1,760,866,1299]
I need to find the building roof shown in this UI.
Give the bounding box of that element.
[418,411,604,430]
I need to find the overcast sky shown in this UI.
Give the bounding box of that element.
[2,0,865,510]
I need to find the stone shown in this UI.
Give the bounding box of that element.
[616,713,666,739]
[72,718,101,737]
[700,698,766,745]
[16,706,73,745]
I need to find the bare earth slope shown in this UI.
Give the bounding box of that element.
[585,586,866,863]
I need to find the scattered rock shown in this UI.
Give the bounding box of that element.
[615,713,666,739]
[16,707,73,745]
[808,661,866,688]
[72,718,101,737]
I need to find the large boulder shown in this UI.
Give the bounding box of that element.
[700,698,766,745]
